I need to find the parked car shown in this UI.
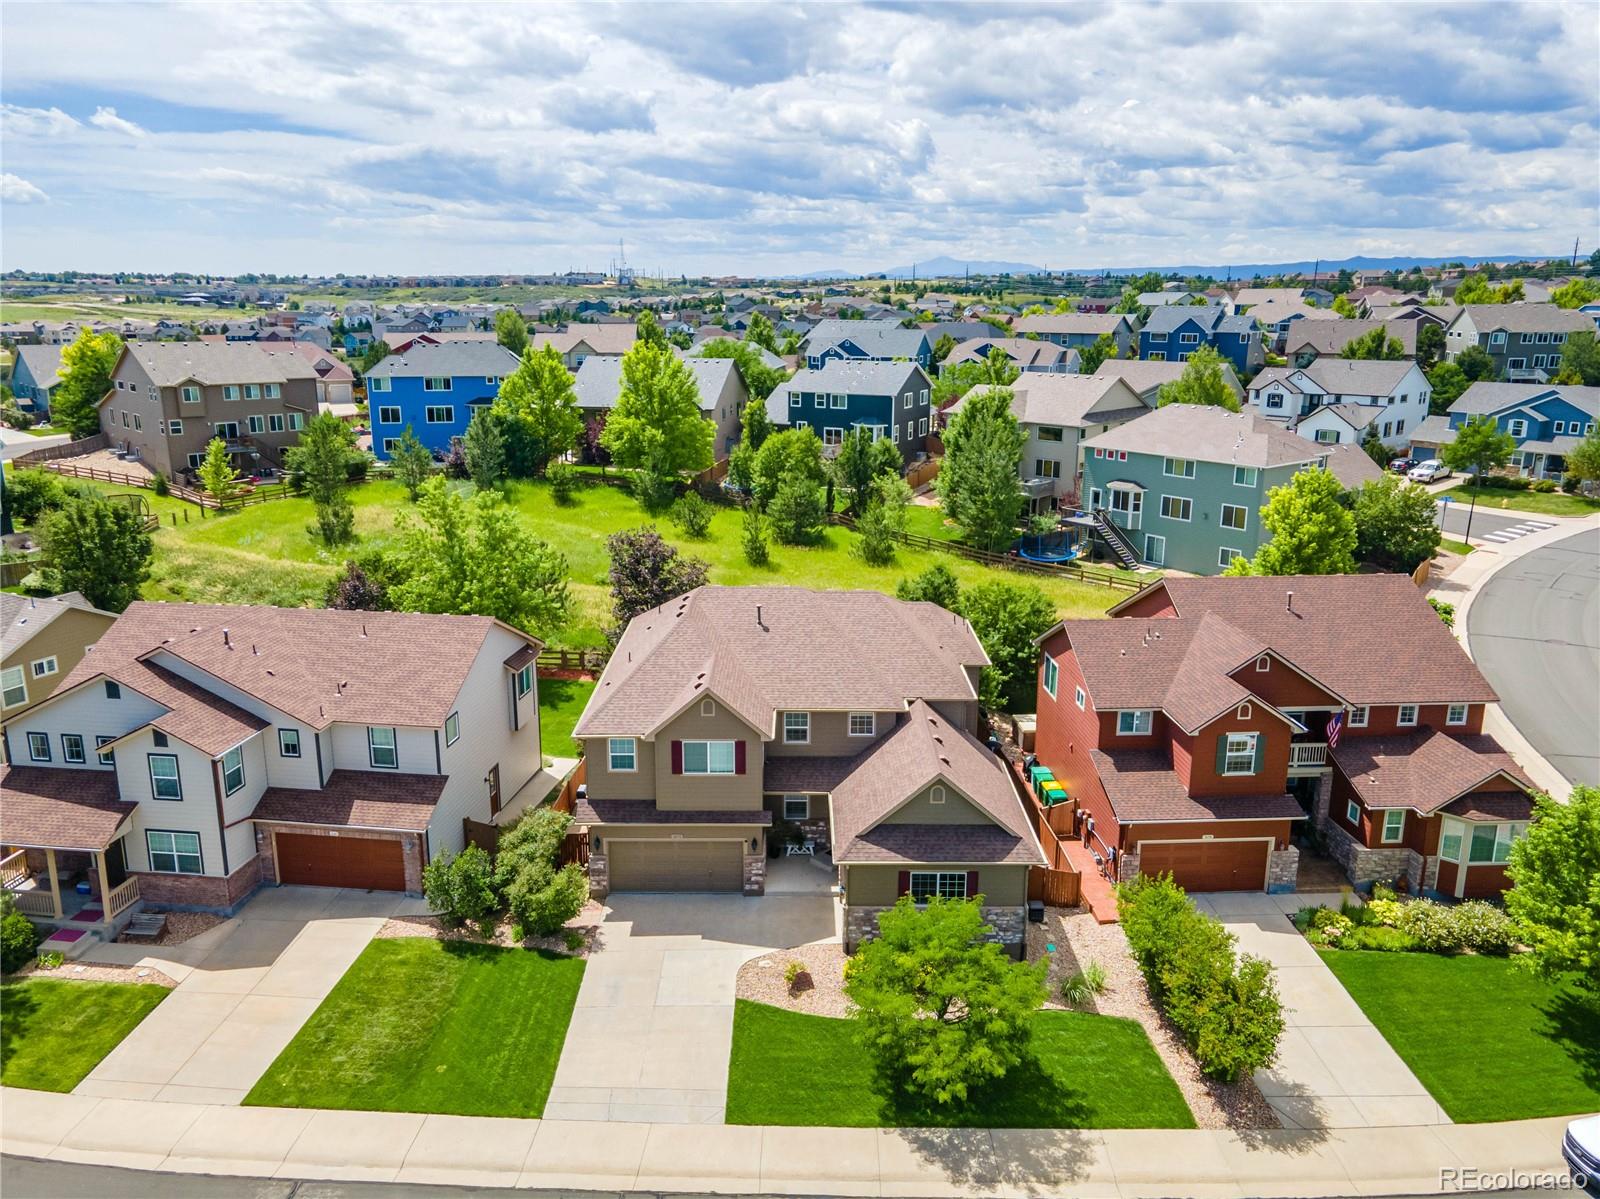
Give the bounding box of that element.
[1407,459,1452,483]
[1566,1115,1599,1194]
[1388,456,1417,474]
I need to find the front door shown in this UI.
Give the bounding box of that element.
[103,838,128,888]
[487,764,502,815]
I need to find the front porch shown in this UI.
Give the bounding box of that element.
[2,843,143,947]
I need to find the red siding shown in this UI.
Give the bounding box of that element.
[1034,634,1122,847]
[1181,707,1292,798]
[1463,863,1511,898]
[1126,819,1293,852]
[1097,709,1168,751]
[1112,586,1178,619]
[1232,655,1343,709]
[1349,703,1484,738]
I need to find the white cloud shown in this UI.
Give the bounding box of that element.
[1,173,49,203]
[89,106,147,137]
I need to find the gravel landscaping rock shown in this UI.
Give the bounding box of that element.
[736,942,851,1016]
[140,911,226,946]
[12,959,179,988]
[376,900,605,957]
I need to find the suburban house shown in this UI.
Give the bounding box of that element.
[365,341,522,459]
[571,587,1046,956]
[2,593,118,731]
[801,320,932,370]
[99,342,320,478]
[1443,304,1593,382]
[1409,382,1600,482]
[1092,358,1243,407]
[275,342,356,420]
[942,337,1080,374]
[528,324,639,371]
[1012,313,1136,356]
[1231,286,1310,311]
[1285,320,1419,366]
[574,354,748,458]
[1138,306,1263,375]
[1246,359,1432,448]
[1247,300,1340,352]
[1033,574,1534,898]
[946,376,1149,514]
[1079,406,1372,574]
[9,344,65,415]
[0,603,543,938]
[767,360,934,463]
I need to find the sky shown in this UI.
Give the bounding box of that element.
[2,1,1597,278]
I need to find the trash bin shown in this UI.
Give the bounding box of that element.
[1027,900,1045,924]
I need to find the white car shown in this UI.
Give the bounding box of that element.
[1565,1115,1600,1193]
[1407,459,1452,483]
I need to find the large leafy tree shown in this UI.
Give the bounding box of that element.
[604,526,709,641]
[285,411,360,545]
[601,341,714,491]
[1454,344,1499,383]
[1331,295,1359,319]
[1557,330,1600,386]
[494,308,528,355]
[743,310,778,353]
[358,339,391,374]
[1506,787,1600,995]
[1338,327,1406,361]
[846,897,1048,1104]
[634,310,668,350]
[961,580,1057,710]
[936,386,1025,552]
[1226,466,1356,576]
[1352,476,1442,570]
[390,425,434,500]
[1077,332,1118,375]
[392,477,570,635]
[50,329,123,438]
[1415,322,1446,368]
[832,427,903,515]
[1156,347,1240,411]
[931,349,1019,408]
[695,338,788,402]
[493,343,581,476]
[1551,278,1600,309]
[1425,361,1469,415]
[39,492,153,611]
[751,426,825,509]
[1442,414,1516,481]
[1455,274,1524,305]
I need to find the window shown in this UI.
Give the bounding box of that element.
[783,795,809,820]
[1159,495,1192,521]
[902,392,913,408]
[1381,809,1405,844]
[223,385,240,401]
[485,377,500,387]
[1220,504,1248,531]
[1440,819,1464,862]
[1349,705,1369,727]
[1469,822,1525,864]
[247,414,266,434]
[264,383,281,399]
[153,730,168,748]
[920,388,930,404]
[1234,466,1259,487]
[822,427,843,446]
[148,754,181,799]
[1034,458,1062,479]
[368,726,398,769]
[215,421,239,440]
[96,735,116,766]
[1315,428,1339,444]
[1,666,25,709]
[278,728,301,758]
[1346,798,1361,826]
[425,405,454,424]
[1148,331,1168,342]
[1489,331,1506,345]
[608,738,637,771]
[444,712,460,745]
[1074,685,1086,710]
[814,394,826,408]
[930,785,946,804]
[368,376,390,392]
[700,699,716,717]
[1178,332,1200,345]
[245,384,263,400]
[515,664,533,698]
[848,712,875,737]
[1397,704,1418,726]
[1117,710,1152,736]
[1265,393,1284,410]
[830,393,847,409]
[919,417,928,436]
[222,746,245,795]
[1043,656,1059,699]
[382,438,399,454]
[1148,351,1166,361]
[682,739,736,774]
[1508,418,1526,438]
[132,413,142,431]
[62,733,86,764]
[1038,426,1064,442]
[289,412,305,431]
[783,712,810,743]
[1163,457,1196,478]
[908,871,967,902]
[1222,732,1258,776]
[1144,534,1165,566]
[180,385,200,404]
[169,419,184,435]
[146,830,202,875]
[790,393,802,408]
[27,732,51,761]
[424,377,452,391]
[1446,703,1469,726]
[268,413,286,433]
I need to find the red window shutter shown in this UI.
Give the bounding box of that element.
[897,870,910,896]
[966,870,980,899]
[735,740,746,774]
[670,740,683,774]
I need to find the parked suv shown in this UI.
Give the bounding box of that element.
[1407,459,1452,483]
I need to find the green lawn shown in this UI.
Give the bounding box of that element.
[1,978,169,1092]
[1438,484,1600,518]
[1438,539,1474,556]
[1320,951,1600,1123]
[245,938,584,1117]
[725,1000,1193,1128]
[538,677,595,758]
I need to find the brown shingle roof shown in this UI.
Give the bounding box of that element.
[575,799,771,826]
[763,754,864,794]
[840,823,1040,864]
[1087,751,1307,823]
[1330,731,1532,814]
[251,769,444,831]
[0,766,136,850]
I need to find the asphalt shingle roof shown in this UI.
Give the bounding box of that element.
[572,354,737,413]
[251,769,444,832]
[0,766,137,851]
[1013,313,1131,337]
[121,341,320,386]
[1087,751,1306,823]
[949,376,1146,429]
[364,341,522,379]
[1081,406,1325,468]
[1454,304,1593,335]
[1329,731,1532,814]
[1448,382,1600,420]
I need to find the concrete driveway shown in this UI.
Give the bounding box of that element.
[546,888,838,1126]
[0,426,69,460]
[76,886,422,1107]
[1195,892,1447,1130]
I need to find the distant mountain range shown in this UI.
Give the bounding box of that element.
[786,252,1563,282]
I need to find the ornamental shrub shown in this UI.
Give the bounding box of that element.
[421,844,498,928]
[1449,900,1518,954]
[509,862,588,937]
[1339,925,1422,952]
[1,893,40,974]
[1395,899,1459,951]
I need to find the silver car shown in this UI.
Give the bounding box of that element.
[1407,459,1452,483]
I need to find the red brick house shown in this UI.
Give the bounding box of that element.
[1033,575,1536,896]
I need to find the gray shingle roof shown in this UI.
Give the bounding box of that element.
[1285,320,1418,357]
[1094,358,1243,399]
[1453,304,1594,335]
[1251,358,1418,397]
[573,354,737,413]
[1012,313,1131,337]
[364,341,522,379]
[949,376,1145,429]
[1,592,112,645]
[805,323,930,360]
[1448,382,1600,419]
[767,360,928,424]
[1081,406,1324,468]
[13,344,64,389]
[121,341,320,386]
[943,338,1078,370]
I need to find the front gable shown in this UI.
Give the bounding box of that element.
[1228,650,1345,710]
[872,778,1001,831]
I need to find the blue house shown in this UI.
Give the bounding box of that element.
[343,329,374,353]
[1139,306,1263,375]
[1410,382,1600,482]
[801,320,932,370]
[365,342,522,458]
[9,344,64,415]
[766,360,934,463]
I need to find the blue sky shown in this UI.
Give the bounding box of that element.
[2,1,1596,276]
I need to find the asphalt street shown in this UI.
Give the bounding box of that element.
[1467,527,1600,789]
[0,426,69,461]
[1434,497,1555,543]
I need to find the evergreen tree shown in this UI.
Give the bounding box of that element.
[391,425,434,501]
[463,407,507,490]
[936,386,1025,551]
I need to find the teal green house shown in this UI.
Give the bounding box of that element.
[1081,406,1368,575]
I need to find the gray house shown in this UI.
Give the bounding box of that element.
[1012,313,1137,355]
[9,345,65,414]
[573,355,748,458]
[1444,305,1593,383]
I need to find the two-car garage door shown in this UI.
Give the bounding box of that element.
[1139,839,1270,892]
[609,839,743,892]
[275,833,407,892]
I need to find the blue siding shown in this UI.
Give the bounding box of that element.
[369,375,501,458]
[8,357,56,412]
[1140,318,1255,374]
[1446,392,1598,447]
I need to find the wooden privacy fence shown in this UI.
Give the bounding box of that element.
[462,816,499,856]
[550,758,587,815]
[1002,758,1082,909]
[559,831,590,866]
[10,433,109,466]
[904,457,940,491]
[536,648,609,675]
[34,458,298,511]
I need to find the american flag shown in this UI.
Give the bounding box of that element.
[1326,710,1343,749]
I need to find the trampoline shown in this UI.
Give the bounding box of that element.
[1016,528,1081,563]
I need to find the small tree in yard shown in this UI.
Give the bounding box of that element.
[1563,427,1600,489]
[854,476,911,566]
[196,438,241,508]
[285,412,360,546]
[606,527,709,641]
[1360,425,1390,468]
[961,581,1056,711]
[1338,327,1406,361]
[422,844,499,932]
[741,504,770,565]
[1353,475,1441,570]
[845,897,1048,1104]
[1156,346,1241,411]
[833,426,903,515]
[464,407,508,491]
[670,490,713,539]
[601,341,714,499]
[496,808,588,938]
[391,425,434,501]
[39,492,153,612]
[937,385,1025,552]
[767,467,826,545]
[325,558,392,610]
[1506,786,1600,996]
[1442,415,1517,541]
[1226,467,1356,577]
[896,563,961,611]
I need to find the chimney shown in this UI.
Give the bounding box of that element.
[223,627,231,648]
[1286,590,1294,613]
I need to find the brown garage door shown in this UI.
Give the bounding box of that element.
[1140,839,1270,892]
[275,832,406,892]
[609,839,743,892]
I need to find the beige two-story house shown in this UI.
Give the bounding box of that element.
[2,592,118,732]
[572,587,1046,955]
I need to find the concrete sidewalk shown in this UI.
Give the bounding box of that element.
[0,1086,1575,1196]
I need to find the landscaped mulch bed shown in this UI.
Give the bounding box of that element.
[1027,906,1278,1130]
[140,911,226,946]
[736,942,850,1016]
[375,900,606,957]
[11,959,179,988]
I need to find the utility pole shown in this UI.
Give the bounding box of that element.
[1573,235,1581,268]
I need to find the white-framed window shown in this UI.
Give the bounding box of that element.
[1074,685,1086,710]
[1219,504,1248,531]
[1159,495,1192,521]
[30,656,58,678]
[146,830,202,875]
[382,438,400,454]
[1508,418,1526,437]
[368,726,398,769]
[269,413,286,433]
[814,394,826,408]
[132,413,142,431]
[27,731,51,761]
[682,739,736,775]
[1,666,26,709]
[1349,705,1368,727]
[96,735,116,766]
[445,712,460,745]
[221,746,245,795]
[485,376,500,387]
[223,385,240,401]
[180,385,201,404]
[1346,798,1361,826]
[376,405,401,425]
[783,794,809,820]
[1144,534,1165,566]
[908,871,967,902]
[1148,331,1168,342]
[169,419,184,435]
[700,699,716,717]
[289,412,304,430]
[919,388,930,404]
[1117,710,1152,736]
[1222,732,1258,775]
[902,392,913,409]
[822,427,843,446]
[1381,809,1406,844]
[848,713,875,737]
[1315,428,1339,444]
[930,785,946,804]
[368,376,391,392]
[1178,332,1200,345]
[265,383,281,399]
[516,664,533,698]
[425,405,454,424]
[1440,817,1464,863]
[1446,703,1469,726]
[1043,656,1059,699]
[1468,821,1526,864]
[278,728,301,758]
[247,415,266,434]
[608,737,637,772]
[1218,546,1244,569]
[790,393,802,408]
[424,377,452,391]
[1234,466,1259,487]
[1163,457,1196,478]
[148,753,181,799]
[783,712,810,743]
[1035,458,1061,479]
[1148,351,1166,361]
[1489,331,1506,345]
[60,733,86,763]
[919,417,928,435]
[830,393,847,409]
[1397,704,1418,726]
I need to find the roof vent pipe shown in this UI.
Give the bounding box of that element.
[223,627,231,648]
[1286,590,1294,613]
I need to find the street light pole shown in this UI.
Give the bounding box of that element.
[1463,468,1479,544]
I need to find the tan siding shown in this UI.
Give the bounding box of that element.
[766,709,895,757]
[328,721,435,775]
[653,703,765,811]
[845,863,1028,906]
[0,608,117,722]
[879,782,995,826]
[583,735,658,799]
[8,680,165,770]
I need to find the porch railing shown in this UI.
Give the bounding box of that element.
[1289,742,1329,769]
[12,890,58,917]
[0,849,29,890]
[106,877,141,918]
